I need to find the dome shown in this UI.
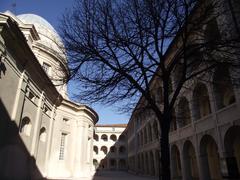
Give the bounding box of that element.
[17,14,66,61]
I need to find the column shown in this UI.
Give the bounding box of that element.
[44,105,56,176]
[198,152,211,180]
[220,152,240,179]
[31,92,44,156]
[73,119,85,177]
[179,147,188,180]
[11,70,27,123]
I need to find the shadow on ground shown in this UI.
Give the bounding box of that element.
[91,170,159,180]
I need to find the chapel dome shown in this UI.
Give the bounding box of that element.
[17,14,66,62]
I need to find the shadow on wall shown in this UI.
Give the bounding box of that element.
[0,99,44,179]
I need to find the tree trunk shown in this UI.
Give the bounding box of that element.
[159,115,171,180]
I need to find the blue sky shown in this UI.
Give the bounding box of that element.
[0,0,130,124]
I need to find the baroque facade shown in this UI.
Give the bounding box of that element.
[0,11,98,179]
[125,1,240,180]
[93,124,128,171]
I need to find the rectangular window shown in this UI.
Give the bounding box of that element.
[59,133,67,160]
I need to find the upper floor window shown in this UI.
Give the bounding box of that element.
[63,118,70,125]
[20,117,32,136]
[42,62,51,75]
[101,134,108,141]
[59,133,67,160]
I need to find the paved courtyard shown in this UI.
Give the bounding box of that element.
[80,171,158,180]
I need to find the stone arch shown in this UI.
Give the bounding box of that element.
[119,159,127,170]
[119,146,126,154]
[171,144,182,179]
[192,82,211,120]
[100,159,107,169]
[170,110,177,132]
[224,126,240,178]
[204,17,221,49]
[100,146,108,155]
[109,159,117,170]
[110,146,116,153]
[94,134,99,141]
[213,67,235,110]
[110,134,117,141]
[119,134,126,142]
[148,123,152,142]
[94,146,98,155]
[101,134,108,141]
[19,117,32,136]
[153,120,159,140]
[39,127,47,142]
[200,135,222,180]
[178,97,191,127]
[183,140,199,179]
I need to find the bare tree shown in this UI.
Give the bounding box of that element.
[60,0,240,179]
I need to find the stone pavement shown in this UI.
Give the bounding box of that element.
[79,170,159,180]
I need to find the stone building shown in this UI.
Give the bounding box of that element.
[0,11,98,179]
[93,124,128,171]
[125,0,240,180]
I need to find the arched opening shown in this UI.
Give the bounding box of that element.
[178,97,191,127]
[200,135,222,180]
[19,117,32,136]
[119,134,125,142]
[153,121,159,140]
[205,17,221,49]
[93,159,99,170]
[183,141,199,179]
[39,127,47,142]
[170,110,177,132]
[110,134,117,141]
[110,146,116,153]
[144,128,148,144]
[193,83,211,120]
[94,146,98,155]
[119,146,126,154]
[148,124,152,142]
[213,67,235,110]
[224,126,240,178]
[101,134,108,141]
[119,159,127,170]
[155,86,163,104]
[94,134,99,141]
[110,159,116,170]
[100,146,108,155]
[171,145,182,179]
[100,159,107,169]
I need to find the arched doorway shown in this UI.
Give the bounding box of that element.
[178,97,191,127]
[183,141,199,179]
[109,159,116,170]
[213,67,235,110]
[224,126,240,178]
[171,145,182,179]
[200,135,222,180]
[119,159,127,170]
[192,83,211,120]
[100,159,107,170]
